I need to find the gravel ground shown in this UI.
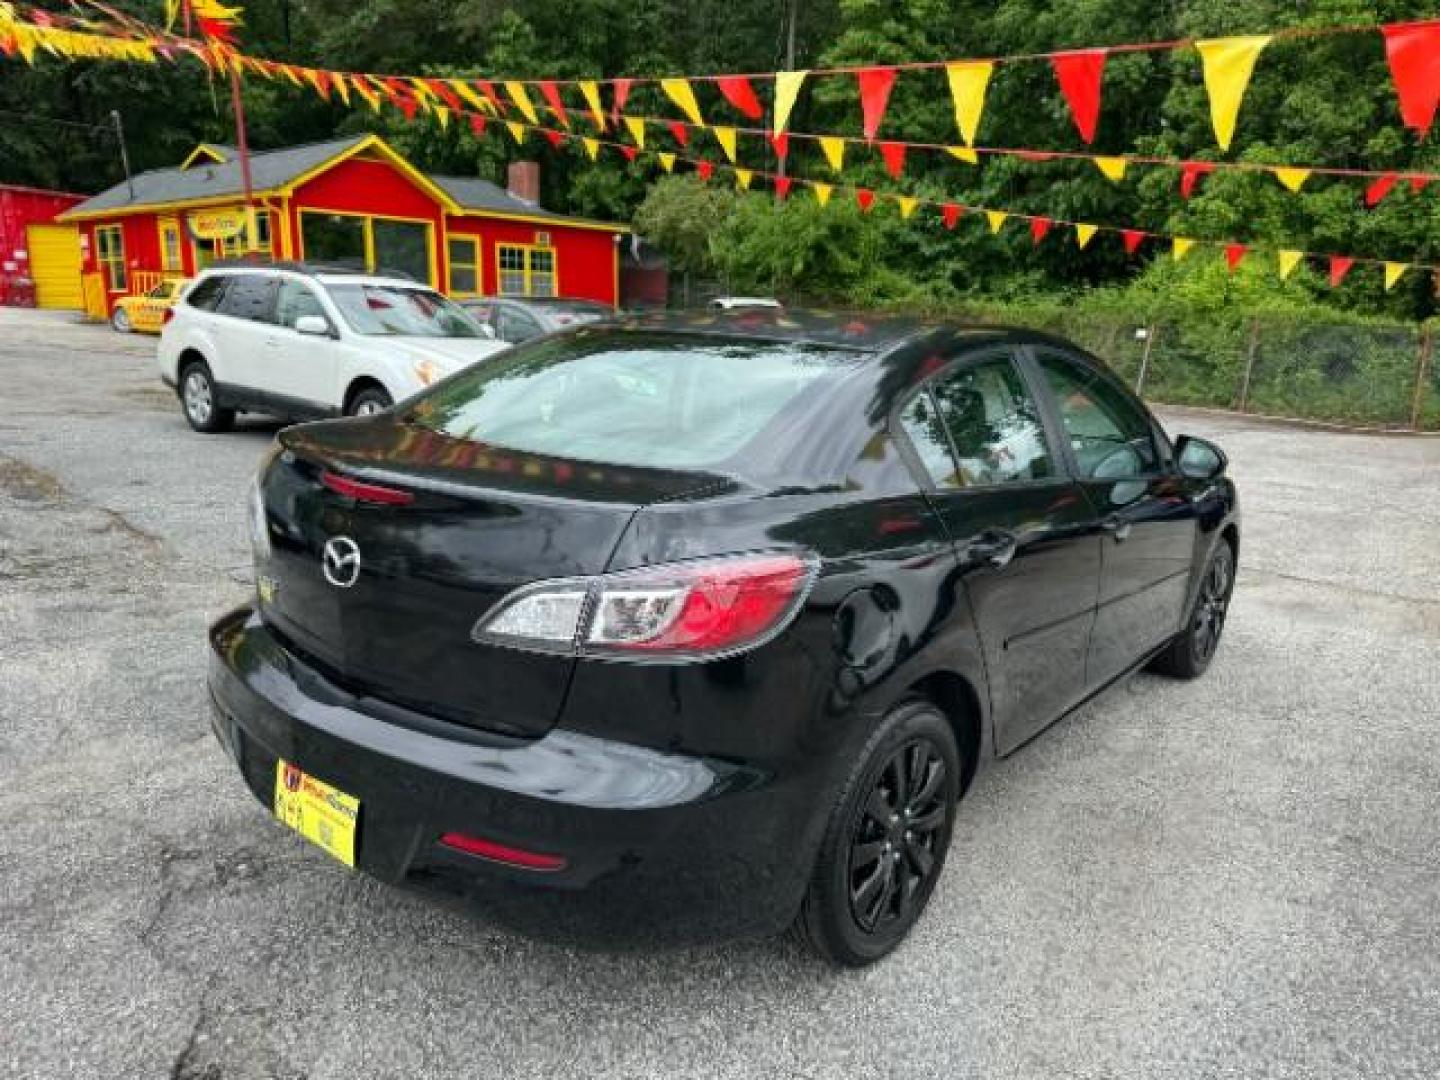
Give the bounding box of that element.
[2,306,1438,1079]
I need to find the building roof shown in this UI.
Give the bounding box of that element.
[63,136,369,218]
[59,134,625,233]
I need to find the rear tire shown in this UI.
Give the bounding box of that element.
[1149,541,1234,679]
[347,386,393,416]
[179,361,234,434]
[111,308,131,333]
[793,701,961,967]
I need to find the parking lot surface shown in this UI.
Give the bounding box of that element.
[2,307,1439,1079]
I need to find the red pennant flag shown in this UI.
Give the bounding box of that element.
[619,145,638,162]
[1365,173,1398,207]
[696,160,714,181]
[855,188,876,212]
[474,79,506,114]
[429,78,464,113]
[542,129,566,148]
[879,142,906,179]
[469,114,488,137]
[774,176,793,200]
[1050,48,1107,144]
[856,67,898,141]
[611,78,633,124]
[941,203,962,230]
[1122,229,1146,254]
[1329,255,1355,287]
[768,132,790,160]
[538,81,571,128]
[1225,243,1247,271]
[716,75,764,119]
[312,70,334,101]
[667,121,689,147]
[1410,175,1432,194]
[1382,20,1440,137]
[1180,162,1215,199]
[1030,217,1052,244]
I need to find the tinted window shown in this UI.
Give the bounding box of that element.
[1037,353,1159,479]
[928,355,1052,486]
[218,275,278,323]
[185,276,228,312]
[407,331,861,472]
[275,280,327,330]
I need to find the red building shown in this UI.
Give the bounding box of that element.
[0,184,86,309]
[57,134,627,317]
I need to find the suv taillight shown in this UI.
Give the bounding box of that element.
[162,308,176,325]
[472,552,818,663]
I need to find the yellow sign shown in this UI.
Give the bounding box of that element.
[273,760,359,867]
[188,207,249,241]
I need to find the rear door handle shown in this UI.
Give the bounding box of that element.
[964,529,1019,570]
[1102,515,1132,542]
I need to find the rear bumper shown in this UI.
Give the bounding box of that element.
[207,605,820,945]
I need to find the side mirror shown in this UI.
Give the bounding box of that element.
[1175,435,1227,481]
[294,315,332,337]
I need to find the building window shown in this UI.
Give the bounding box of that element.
[158,219,182,273]
[299,211,433,286]
[96,224,126,293]
[497,243,557,297]
[448,236,480,296]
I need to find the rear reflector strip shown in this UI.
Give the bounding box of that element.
[320,469,415,506]
[438,832,567,871]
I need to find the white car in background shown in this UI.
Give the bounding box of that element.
[158,264,507,433]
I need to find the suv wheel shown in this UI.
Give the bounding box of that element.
[794,701,961,966]
[111,307,131,333]
[348,386,393,416]
[180,362,234,434]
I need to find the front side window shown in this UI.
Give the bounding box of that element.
[497,244,557,297]
[275,280,327,330]
[1037,352,1160,480]
[326,284,484,338]
[217,275,279,323]
[96,225,126,292]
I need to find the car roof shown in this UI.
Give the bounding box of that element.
[194,265,433,291]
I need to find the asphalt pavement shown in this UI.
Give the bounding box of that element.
[2,307,1438,1079]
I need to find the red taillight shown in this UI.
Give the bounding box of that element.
[438,832,567,871]
[162,308,176,325]
[320,469,415,506]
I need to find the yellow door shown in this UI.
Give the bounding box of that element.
[26,224,84,310]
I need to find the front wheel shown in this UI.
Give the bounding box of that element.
[1150,541,1234,678]
[794,701,961,967]
[111,307,131,333]
[347,387,393,416]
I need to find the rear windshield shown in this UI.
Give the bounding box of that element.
[405,330,863,471]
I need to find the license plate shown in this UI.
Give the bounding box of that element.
[273,760,359,867]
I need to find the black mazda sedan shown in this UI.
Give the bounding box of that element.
[208,309,1238,965]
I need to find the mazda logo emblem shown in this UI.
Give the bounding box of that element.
[322,536,361,588]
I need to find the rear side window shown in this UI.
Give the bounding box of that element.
[185,276,228,311]
[218,275,279,323]
[407,330,862,472]
[1036,352,1160,479]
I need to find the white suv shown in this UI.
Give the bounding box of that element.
[158,265,507,433]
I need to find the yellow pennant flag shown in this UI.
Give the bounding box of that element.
[409,78,438,113]
[434,106,450,130]
[1075,223,1099,249]
[946,61,994,146]
[504,81,541,125]
[1173,237,1196,262]
[1093,157,1127,182]
[713,125,738,163]
[1195,36,1271,151]
[773,70,808,136]
[985,210,1008,235]
[658,152,676,173]
[578,81,606,129]
[505,121,527,145]
[352,75,382,112]
[735,168,753,191]
[819,136,846,172]
[1384,262,1407,291]
[582,137,600,161]
[623,116,646,149]
[450,80,493,117]
[897,196,918,220]
[811,182,833,207]
[331,71,350,106]
[1273,167,1310,193]
[1277,249,1303,279]
[661,78,705,126]
[946,146,979,165]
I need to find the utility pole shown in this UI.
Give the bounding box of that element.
[777,0,798,180]
[228,62,257,250]
[109,110,134,202]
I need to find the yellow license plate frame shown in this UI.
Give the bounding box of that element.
[273,760,359,868]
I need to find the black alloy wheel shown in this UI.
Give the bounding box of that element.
[795,701,961,966]
[1150,541,1234,679]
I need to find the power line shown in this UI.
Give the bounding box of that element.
[0,108,118,134]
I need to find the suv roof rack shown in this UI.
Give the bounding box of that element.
[204,258,419,282]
